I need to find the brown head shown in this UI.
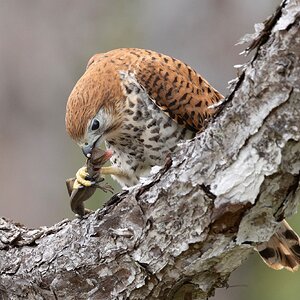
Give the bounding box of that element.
[66,48,224,157]
[65,54,124,157]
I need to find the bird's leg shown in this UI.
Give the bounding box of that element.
[100,166,127,177]
[75,166,128,187]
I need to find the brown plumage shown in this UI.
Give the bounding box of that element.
[256,220,300,271]
[66,48,222,141]
[65,48,300,272]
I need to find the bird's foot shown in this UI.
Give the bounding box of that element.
[75,165,128,190]
[75,166,95,187]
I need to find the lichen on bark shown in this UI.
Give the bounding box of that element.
[0,0,300,299]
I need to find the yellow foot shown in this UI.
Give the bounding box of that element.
[74,165,129,189]
[75,166,94,187]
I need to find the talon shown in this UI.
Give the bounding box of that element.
[73,179,82,190]
[76,166,94,187]
[77,166,89,178]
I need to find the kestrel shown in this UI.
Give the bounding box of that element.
[66,48,223,186]
[65,48,300,271]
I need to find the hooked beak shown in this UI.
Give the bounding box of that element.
[82,136,102,158]
[82,143,94,158]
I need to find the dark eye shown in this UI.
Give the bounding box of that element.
[91,119,100,131]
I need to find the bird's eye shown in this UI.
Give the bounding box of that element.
[91,119,100,131]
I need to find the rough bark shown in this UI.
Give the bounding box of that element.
[1,0,300,299]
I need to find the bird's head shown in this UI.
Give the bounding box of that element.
[76,109,112,158]
[65,55,124,157]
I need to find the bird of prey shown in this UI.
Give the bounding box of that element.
[65,48,300,271]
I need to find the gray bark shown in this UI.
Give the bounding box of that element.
[1,0,300,299]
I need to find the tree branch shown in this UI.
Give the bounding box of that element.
[1,0,299,299]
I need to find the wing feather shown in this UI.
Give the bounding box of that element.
[88,48,224,132]
[133,49,224,131]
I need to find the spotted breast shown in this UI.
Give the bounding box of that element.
[105,70,195,186]
[66,48,224,187]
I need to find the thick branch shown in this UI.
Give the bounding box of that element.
[1,1,300,299]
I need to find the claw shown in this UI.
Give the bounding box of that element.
[67,148,114,216]
[76,166,94,187]
[72,179,82,190]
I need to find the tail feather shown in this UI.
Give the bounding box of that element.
[256,220,300,271]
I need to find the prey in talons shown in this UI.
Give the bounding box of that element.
[66,148,114,217]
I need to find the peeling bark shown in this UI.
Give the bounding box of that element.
[1,0,300,299]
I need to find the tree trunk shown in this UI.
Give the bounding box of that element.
[1,0,299,299]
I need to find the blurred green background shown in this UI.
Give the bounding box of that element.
[0,1,299,299]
